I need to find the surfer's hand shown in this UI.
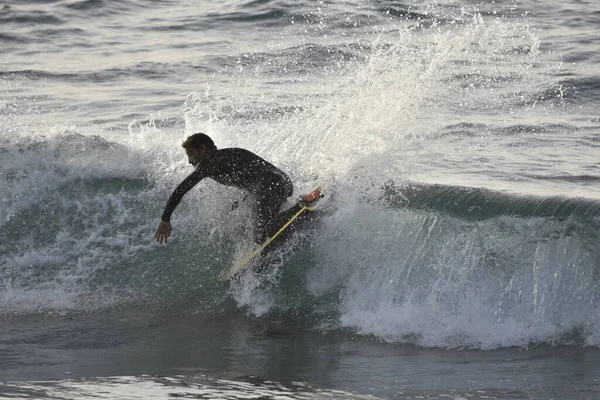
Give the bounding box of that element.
[155,221,172,244]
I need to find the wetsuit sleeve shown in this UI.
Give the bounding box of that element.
[160,169,205,222]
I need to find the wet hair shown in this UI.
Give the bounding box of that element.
[182,133,216,150]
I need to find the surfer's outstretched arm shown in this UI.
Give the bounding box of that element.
[155,170,204,244]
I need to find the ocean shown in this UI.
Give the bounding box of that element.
[1,0,600,398]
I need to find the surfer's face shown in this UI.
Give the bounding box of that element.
[185,146,208,167]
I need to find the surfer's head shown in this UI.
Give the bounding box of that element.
[182,133,216,166]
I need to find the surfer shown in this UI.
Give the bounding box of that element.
[154,133,319,244]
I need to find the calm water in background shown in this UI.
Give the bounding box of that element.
[1,0,600,399]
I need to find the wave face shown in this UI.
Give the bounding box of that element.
[317,185,600,349]
[1,0,600,351]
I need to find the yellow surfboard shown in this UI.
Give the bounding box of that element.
[220,187,322,282]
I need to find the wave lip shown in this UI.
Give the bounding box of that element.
[381,181,600,221]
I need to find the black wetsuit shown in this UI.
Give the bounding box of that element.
[160,148,296,242]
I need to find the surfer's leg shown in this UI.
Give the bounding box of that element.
[253,186,288,243]
[262,204,303,238]
[260,187,322,240]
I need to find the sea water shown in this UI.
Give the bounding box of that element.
[1,0,600,398]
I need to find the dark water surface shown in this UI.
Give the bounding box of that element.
[2,309,600,399]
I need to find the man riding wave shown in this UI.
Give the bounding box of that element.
[155,133,319,244]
